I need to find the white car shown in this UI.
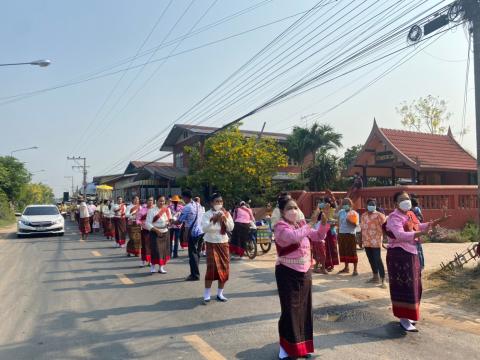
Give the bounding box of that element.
[17,205,65,237]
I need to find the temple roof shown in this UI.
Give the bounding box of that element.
[348,120,476,173]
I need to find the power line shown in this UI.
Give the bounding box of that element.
[98,0,331,175]
[70,0,174,155]
[98,0,452,174]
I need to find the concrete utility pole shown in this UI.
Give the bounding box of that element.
[67,156,88,198]
[462,0,480,225]
[408,0,480,224]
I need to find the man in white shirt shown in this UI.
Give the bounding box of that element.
[78,197,91,240]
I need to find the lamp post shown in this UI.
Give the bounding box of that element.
[10,146,39,157]
[0,59,51,67]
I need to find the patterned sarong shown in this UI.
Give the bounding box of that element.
[79,217,91,235]
[338,233,358,263]
[205,242,230,283]
[387,247,422,321]
[275,264,313,358]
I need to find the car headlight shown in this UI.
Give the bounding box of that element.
[20,220,30,226]
[55,218,64,225]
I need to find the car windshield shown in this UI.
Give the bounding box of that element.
[23,207,59,216]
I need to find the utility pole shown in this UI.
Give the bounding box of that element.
[408,1,480,225]
[67,156,88,198]
[462,0,480,226]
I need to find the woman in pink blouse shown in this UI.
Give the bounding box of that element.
[385,191,449,332]
[230,201,255,259]
[274,193,328,360]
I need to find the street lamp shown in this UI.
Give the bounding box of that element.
[0,59,51,67]
[10,146,39,157]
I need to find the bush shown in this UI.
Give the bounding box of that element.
[0,190,14,226]
[460,221,479,242]
[426,226,473,243]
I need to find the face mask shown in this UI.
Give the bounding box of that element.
[284,209,298,223]
[213,204,223,211]
[318,202,325,209]
[342,205,350,211]
[399,200,412,212]
[367,205,376,212]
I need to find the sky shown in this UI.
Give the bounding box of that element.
[0,0,475,197]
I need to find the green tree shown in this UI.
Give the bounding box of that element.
[305,123,343,161]
[286,127,310,177]
[397,95,451,134]
[305,150,340,191]
[0,156,31,203]
[183,126,288,207]
[16,183,55,212]
[339,144,363,171]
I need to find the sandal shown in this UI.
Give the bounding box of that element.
[338,268,350,274]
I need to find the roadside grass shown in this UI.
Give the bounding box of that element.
[0,218,15,228]
[427,265,480,309]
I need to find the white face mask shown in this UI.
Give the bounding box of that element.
[399,200,412,212]
[213,204,223,211]
[284,209,298,223]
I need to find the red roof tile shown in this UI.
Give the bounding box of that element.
[379,128,476,171]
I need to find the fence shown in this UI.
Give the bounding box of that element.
[292,186,478,229]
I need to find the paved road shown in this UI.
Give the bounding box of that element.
[0,221,478,360]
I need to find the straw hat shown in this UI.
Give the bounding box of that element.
[171,194,181,202]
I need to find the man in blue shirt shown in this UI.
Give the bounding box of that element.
[177,190,204,281]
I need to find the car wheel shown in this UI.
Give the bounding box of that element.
[58,232,64,237]
[17,234,24,238]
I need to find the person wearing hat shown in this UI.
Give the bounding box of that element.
[169,194,184,258]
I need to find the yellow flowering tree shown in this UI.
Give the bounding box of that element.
[183,126,288,206]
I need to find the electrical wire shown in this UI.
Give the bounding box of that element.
[70,0,174,155]
[0,0,275,104]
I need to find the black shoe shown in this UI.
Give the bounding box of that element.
[185,275,200,281]
[216,295,228,302]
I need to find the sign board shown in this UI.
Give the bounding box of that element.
[375,151,395,164]
[63,192,69,202]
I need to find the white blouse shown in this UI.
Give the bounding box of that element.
[201,210,234,244]
[146,207,171,233]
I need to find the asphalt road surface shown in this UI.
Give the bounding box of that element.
[0,221,478,360]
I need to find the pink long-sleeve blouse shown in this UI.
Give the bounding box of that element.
[386,209,429,255]
[136,206,149,229]
[274,219,329,273]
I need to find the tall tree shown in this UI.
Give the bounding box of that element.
[16,183,55,211]
[286,126,310,177]
[183,126,288,207]
[305,123,343,161]
[0,157,31,203]
[305,150,340,191]
[396,95,451,134]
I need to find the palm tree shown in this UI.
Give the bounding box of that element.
[305,123,343,162]
[286,126,310,177]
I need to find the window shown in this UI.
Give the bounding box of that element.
[287,157,299,166]
[24,206,59,216]
[175,152,184,168]
[183,130,189,139]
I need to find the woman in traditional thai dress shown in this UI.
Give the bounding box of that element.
[146,195,172,274]
[274,193,328,359]
[137,197,154,267]
[126,196,141,257]
[385,191,448,332]
[201,193,234,304]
